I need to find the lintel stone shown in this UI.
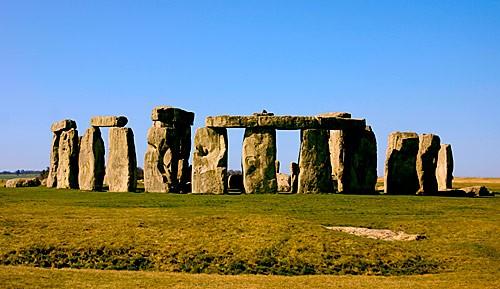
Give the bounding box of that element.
[90,116,128,127]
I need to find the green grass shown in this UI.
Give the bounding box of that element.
[0,186,498,288]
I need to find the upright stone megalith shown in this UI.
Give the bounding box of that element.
[192,127,228,194]
[106,127,137,192]
[78,127,105,191]
[57,128,79,189]
[47,119,77,188]
[330,126,377,194]
[436,144,454,191]
[144,106,194,193]
[242,128,277,194]
[298,129,333,194]
[290,162,299,194]
[384,132,419,194]
[416,134,441,195]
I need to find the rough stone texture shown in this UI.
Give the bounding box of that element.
[461,186,493,197]
[56,128,79,189]
[206,115,366,130]
[51,119,77,133]
[329,126,377,194]
[228,174,244,192]
[317,112,352,118]
[416,134,441,195]
[192,127,228,194]
[277,173,291,192]
[106,127,137,192]
[384,132,419,195]
[46,133,60,188]
[298,129,333,194]
[78,127,105,191]
[5,178,41,188]
[151,106,195,126]
[90,116,128,127]
[436,144,454,191]
[290,162,299,194]
[242,128,277,194]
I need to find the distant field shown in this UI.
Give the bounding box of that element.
[0,186,498,288]
[376,177,500,193]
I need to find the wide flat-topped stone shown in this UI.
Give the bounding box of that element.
[206,115,365,130]
[51,119,77,133]
[90,116,128,127]
[151,106,195,125]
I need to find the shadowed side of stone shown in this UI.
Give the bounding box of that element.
[106,127,137,192]
[384,132,419,194]
[416,134,441,195]
[298,129,333,194]
[192,127,228,194]
[242,128,277,194]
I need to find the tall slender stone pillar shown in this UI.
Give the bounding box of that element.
[297,129,333,194]
[416,134,441,195]
[290,162,299,193]
[56,128,79,189]
[78,127,105,191]
[47,119,77,188]
[192,127,228,194]
[242,128,277,194]
[436,144,454,191]
[384,132,419,194]
[106,127,137,192]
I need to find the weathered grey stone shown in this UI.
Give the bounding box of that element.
[242,128,277,194]
[56,128,79,189]
[228,174,244,192]
[298,129,333,194]
[46,133,60,188]
[151,106,195,126]
[206,115,366,130]
[290,162,299,193]
[5,178,41,188]
[384,132,419,195]
[461,186,493,197]
[192,127,228,194]
[317,112,352,118]
[437,144,454,191]
[106,127,137,192]
[277,173,291,192]
[144,127,175,193]
[51,119,77,133]
[90,116,128,127]
[330,126,377,194]
[416,134,441,195]
[78,127,105,191]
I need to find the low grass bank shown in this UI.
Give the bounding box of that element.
[0,186,498,287]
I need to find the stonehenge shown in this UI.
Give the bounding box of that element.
[45,107,460,197]
[144,106,194,193]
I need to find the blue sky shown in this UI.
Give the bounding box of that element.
[0,0,499,177]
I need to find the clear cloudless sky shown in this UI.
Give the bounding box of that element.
[0,0,499,177]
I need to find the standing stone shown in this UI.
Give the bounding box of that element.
[242,128,277,194]
[56,128,79,189]
[290,162,299,193]
[46,133,60,188]
[384,132,419,195]
[78,127,105,191]
[144,127,175,192]
[177,126,192,192]
[277,173,291,192]
[416,134,441,195]
[106,127,137,192]
[329,126,377,194]
[298,129,333,194]
[228,174,244,192]
[192,127,228,194]
[275,160,280,174]
[436,144,454,191]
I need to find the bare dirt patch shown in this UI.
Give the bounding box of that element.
[323,226,425,241]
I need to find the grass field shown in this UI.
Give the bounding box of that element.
[0,182,498,288]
